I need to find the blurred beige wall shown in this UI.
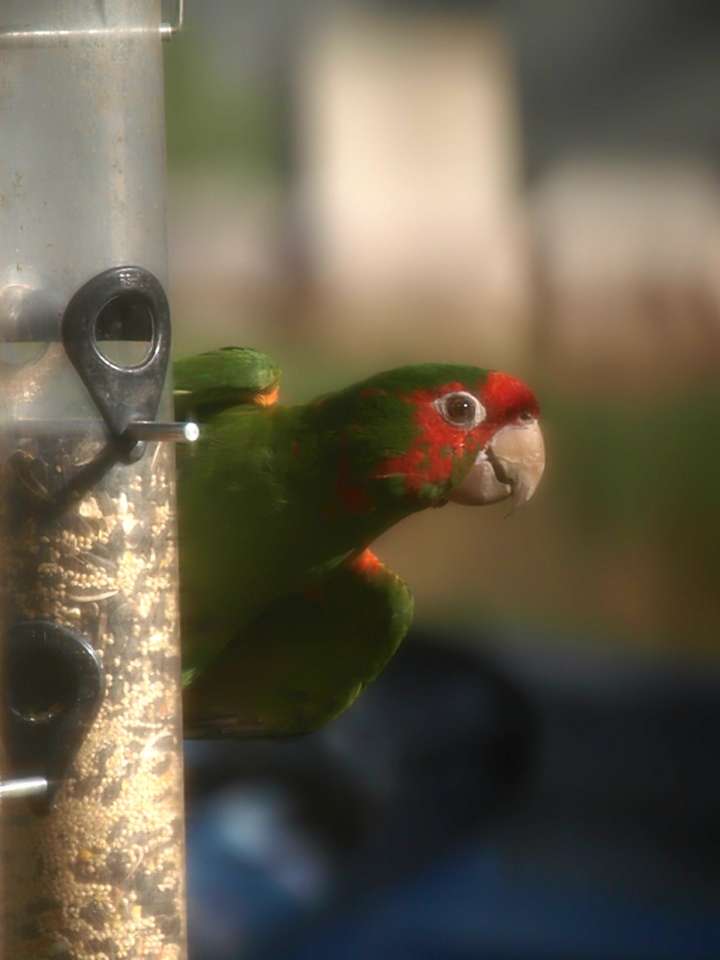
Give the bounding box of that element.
[296,10,530,364]
[530,158,720,387]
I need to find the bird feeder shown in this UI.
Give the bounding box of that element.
[0,2,189,958]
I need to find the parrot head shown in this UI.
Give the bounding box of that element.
[310,363,545,515]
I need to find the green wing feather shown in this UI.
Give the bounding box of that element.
[174,346,280,419]
[183,555,413,737]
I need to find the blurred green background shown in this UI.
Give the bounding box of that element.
[164,0,720,656]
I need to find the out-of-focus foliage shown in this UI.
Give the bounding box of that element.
[544,385,720,648]
[165,34,282,179]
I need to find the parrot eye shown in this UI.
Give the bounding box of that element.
[436,391,485,429]
[518,410,535,423]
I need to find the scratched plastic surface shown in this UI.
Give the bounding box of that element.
[0,3,187,958]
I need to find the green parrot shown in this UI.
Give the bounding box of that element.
[175,347,545,738]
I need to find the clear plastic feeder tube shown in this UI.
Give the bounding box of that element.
[0,2,187,958]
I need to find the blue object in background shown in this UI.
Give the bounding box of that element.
[255,847,720,960]
[188,783,332,957]
[186,628,720,960]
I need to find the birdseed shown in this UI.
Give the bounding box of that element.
[0,430,187,960]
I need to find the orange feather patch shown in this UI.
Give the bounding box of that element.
[351,548,383,575]
[255,385,280,407]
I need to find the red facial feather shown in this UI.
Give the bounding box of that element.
[482,371,539,424]
[332,372,538,509]
[336,447,373,513]
[374,383,484,495]
[372,374,539,498]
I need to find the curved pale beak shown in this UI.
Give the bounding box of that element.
[449,419,545,508]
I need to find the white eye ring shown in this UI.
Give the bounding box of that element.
[434,391,486,429]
